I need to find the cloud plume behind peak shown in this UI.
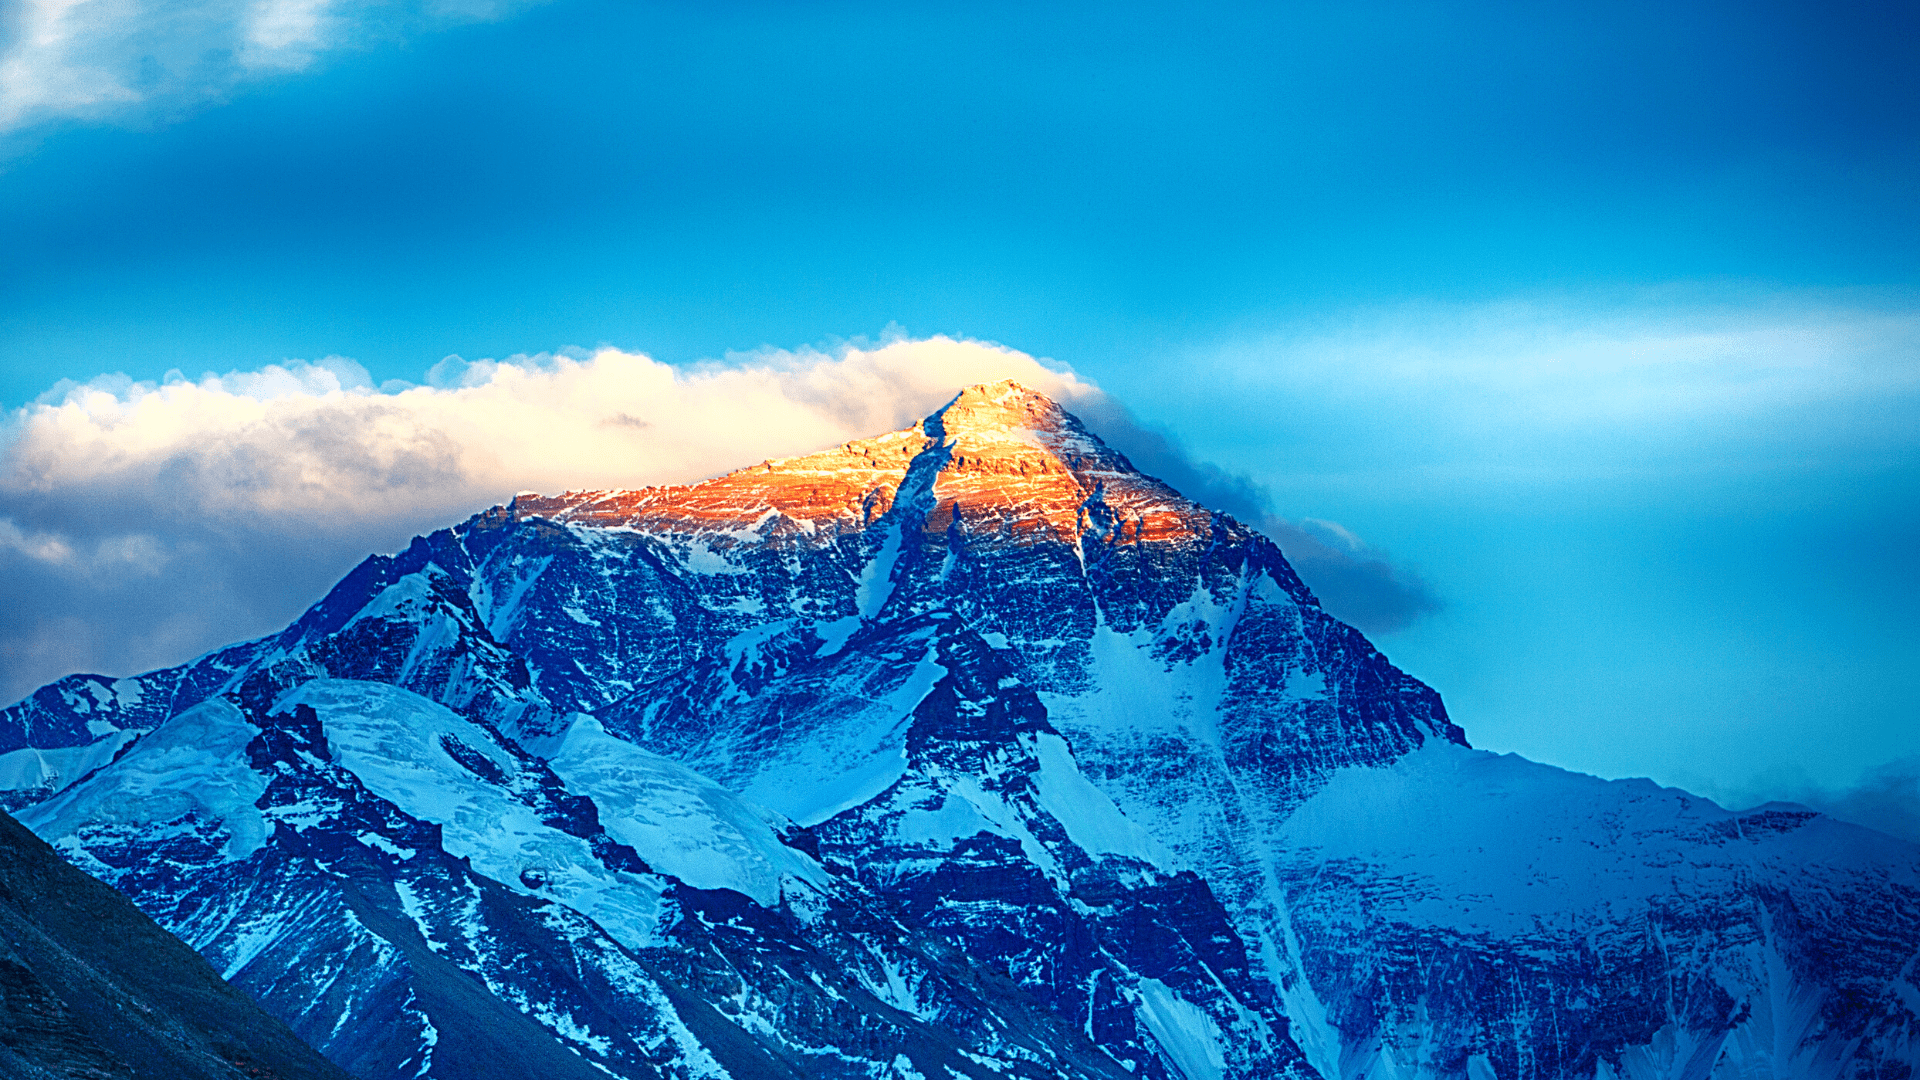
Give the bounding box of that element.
[4,338,1080,518]
[1063,393,1444,636]
[0,337,1079,701]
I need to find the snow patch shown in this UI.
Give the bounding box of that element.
[110,678,145,708]
[477,554,554,639]
[550,715,830,906]
[857,523,906,620]
[1134,978,1226,1080]
[735,644,947,827]
[280,680,670,949]
[343,572,439,630]
[0,729,142,802]
[812,615,861,657]
[19,698,268,861]
[677,538,748,575]
[1276,741,1920,937]
[1030,733,1176,870]
[561,604,602,627]
[1281,668,1325,701]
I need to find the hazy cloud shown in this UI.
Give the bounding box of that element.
[1714,756,1920,846]
[1220,297,1920,421]
[1808,757,1920,846]
[0,336,1434,704]
[0,0,546,136]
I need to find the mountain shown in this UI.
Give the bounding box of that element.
[0,807,356,1080]
[2,380,1916,1080]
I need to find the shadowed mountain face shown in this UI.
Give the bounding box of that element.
[0,809,356,1080]
[1,381,1916,1080]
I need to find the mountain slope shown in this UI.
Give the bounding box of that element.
[1273,744,1920,1080]
[2,380,1915,1080]
[22,677,1202,1079]
[0,808,358,1080]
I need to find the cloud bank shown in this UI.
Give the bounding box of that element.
[1,0,544,135]
[0,336,1432,704]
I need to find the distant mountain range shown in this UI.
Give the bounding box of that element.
[3,381,1915,1080]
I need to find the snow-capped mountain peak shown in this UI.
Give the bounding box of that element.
[2,383,1915,1080]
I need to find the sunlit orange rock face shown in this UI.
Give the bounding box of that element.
[511,425,923,543]
[922,381,1211,548]
[512,381,1211,553]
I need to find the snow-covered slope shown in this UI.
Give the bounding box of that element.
[2,380,1914,1080]
[21,677,1197,1079]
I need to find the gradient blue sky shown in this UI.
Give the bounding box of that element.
[2,0,1915,831]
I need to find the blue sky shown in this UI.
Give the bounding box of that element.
[1,0,1915,833]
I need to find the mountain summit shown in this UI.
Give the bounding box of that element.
[3,384,1916,1080]
[513,379,1203,548]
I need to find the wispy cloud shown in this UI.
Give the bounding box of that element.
[1257,519,1441,635]
[1188,291,1920,490]
[0,0,544,135]
[0,336,1430,703]
[1225,296,1920,417]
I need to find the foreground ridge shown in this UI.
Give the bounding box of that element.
[0,809,355,1080]
[2,382,1916,1080]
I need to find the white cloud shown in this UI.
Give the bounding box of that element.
[240,0,335,62]
[0,0,545,134]
[2,337,1092,523]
